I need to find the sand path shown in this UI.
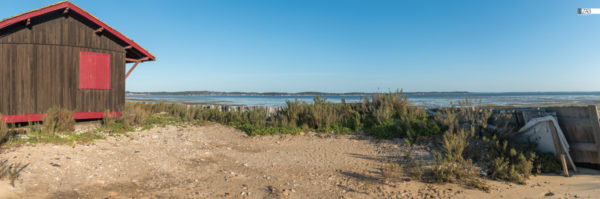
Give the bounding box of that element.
[0,124,598,198]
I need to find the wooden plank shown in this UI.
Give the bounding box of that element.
[571,142,598,152]
[588,105,600,164]
[555,116,593,127]
[547,106,590,118]
[570,151,598,164]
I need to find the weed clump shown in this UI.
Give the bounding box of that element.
[406,159,425,181]
[42,106,75,134]
[103,110,117,126]
[381,162,405,183]
[0,159,25,187]
[100,110,135,134]
[0,115,8,144]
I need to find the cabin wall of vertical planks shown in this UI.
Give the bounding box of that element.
[0,14,125,116]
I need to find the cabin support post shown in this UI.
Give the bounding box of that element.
[125,57,149,79]
[125,61,140,79]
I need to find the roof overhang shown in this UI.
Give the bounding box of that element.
[0,1,155,62]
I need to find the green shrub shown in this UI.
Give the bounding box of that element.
[233,122,302,136]
[534,152,562,174]
[367,116,440,140]
[318,123,354,134]
[431,101,548,187]
[430,151,489,192]
[100,122,135,134]
[483,135,535,184]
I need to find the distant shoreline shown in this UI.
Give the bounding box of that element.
[125,91,600,97]
[125,91,468,96]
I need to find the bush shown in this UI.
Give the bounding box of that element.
[534,152,562,174]
[429,100,553,188]
[483,135,535,184]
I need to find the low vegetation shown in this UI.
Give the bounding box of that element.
[3,107,103,147]
[0,92,563,190]
[117,91,442,139]
[403,100,561,191]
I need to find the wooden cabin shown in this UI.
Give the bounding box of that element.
[0,1,155,123]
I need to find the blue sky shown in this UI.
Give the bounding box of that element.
[2,0,600,92]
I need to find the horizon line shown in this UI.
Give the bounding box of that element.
[126,90,600,94]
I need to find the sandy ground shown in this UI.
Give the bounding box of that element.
[0,123,599,199]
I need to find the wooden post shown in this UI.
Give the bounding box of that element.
[550,121,574,175]
[561,154,569,177]
[555,136,570,176]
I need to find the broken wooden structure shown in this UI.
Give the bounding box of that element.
[544,105,600,166]
[514,105,600,167]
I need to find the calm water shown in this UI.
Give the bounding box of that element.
[126,92,600,107]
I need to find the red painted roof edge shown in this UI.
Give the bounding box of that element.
[0,1,155,61]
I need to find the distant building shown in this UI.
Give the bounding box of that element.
[0,1,155,123]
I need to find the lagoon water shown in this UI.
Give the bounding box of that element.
[127,92,600,107]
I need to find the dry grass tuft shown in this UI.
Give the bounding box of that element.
[406,159,425,181]
[42,106,75,134]
[103,110,117,125]
[381,162,405,183]
[0,159,26,187]
[0,114,8,144]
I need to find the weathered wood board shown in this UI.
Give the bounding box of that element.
[544,105,600,165]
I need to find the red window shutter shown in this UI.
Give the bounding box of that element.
[79,51,110,89]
